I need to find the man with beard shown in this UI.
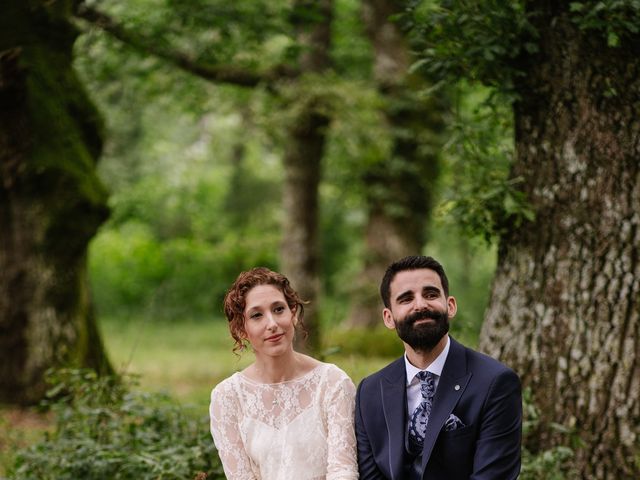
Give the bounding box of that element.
[355,256,522,480]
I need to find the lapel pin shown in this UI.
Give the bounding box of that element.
[454,385,460,391]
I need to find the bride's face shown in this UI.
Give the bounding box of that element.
[242,284,296,357]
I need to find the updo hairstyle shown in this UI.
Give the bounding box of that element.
[223,267,306,353]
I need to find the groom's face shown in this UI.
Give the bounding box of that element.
[383,269,456,351]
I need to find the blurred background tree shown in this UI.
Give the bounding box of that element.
[343,0,447,328]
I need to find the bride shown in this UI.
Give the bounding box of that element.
[209,267,358,479]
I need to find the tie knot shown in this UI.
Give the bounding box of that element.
[416,370,435,382]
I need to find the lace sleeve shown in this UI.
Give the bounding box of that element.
[209,379,257,480]
[323,366,359,480]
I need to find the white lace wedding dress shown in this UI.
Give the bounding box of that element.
[209,362,358,480]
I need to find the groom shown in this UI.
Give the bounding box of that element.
[355,256,522,479]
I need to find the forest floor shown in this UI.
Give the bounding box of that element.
[0,407,52,477]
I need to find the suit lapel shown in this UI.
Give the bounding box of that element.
[421,337,471,472]
[381,358,406,480]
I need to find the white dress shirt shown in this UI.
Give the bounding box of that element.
[404,335,451,417]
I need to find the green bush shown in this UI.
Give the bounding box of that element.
[520,388,575,479]
[89,222,169,313]
[89,221,279,319]
[10,370,224,480]
[321,326,405,358]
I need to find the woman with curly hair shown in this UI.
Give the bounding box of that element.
[209,267,357,480]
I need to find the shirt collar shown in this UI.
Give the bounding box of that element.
[404,335,450,385]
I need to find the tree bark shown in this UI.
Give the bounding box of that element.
[281,0,333,352]
[479,6,640,478]
[347,0,444,327]
[0,1,112,405]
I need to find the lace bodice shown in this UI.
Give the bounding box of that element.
[209,362,358,480]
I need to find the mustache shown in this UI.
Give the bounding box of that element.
[406,308,447,325]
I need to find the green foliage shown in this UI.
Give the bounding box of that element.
[423,223,496,344]
[319,190,366,298]
[82,0,293,68]
[90,221,279,318]
[322,326,405,358]
[10,369,224,480]
[569,1,640,46]
[403,0,537,91]
[521,445,575,480]
[73,0,395,324]
[520,389,576,479]
[90,223,167,311]
[77,34,283,318]
[436,85,534,243]
[323,80,389,183]
[75,0,507,329]
[332,0,374,78]
[404,0,640,91]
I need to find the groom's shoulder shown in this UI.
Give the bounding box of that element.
[357,356,404,388]
[455,338,519,381]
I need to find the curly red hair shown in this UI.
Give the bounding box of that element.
[223,267,307,353]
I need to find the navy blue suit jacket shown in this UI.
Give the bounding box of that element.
[355,337,522,479]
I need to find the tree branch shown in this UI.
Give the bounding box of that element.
[74,4,299,88]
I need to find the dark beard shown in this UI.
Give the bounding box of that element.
[394,308,449,352]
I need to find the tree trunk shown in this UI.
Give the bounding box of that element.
[281,0,333,351]
[347,0,444,327]
[479,7,640,478]
[0,1,112,405]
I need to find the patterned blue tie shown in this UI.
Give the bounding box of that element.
[408,371,436,452]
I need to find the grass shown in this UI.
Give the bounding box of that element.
[0,408,52,477]
[100,316,251,409]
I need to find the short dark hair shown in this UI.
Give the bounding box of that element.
[380,255,449,308]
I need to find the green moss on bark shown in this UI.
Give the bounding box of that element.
[0,0,112,404]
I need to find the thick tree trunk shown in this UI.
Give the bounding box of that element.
[0,1,112,405]
[281,0,333,351]
[480,8,640,478]
[347,0,443,327]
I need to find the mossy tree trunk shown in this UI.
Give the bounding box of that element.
[346,0,444,327]
[0,0,112,405]
[479,7,640,478]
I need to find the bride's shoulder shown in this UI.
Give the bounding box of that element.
[210,372,243,398]
[305,358,352,384]
[296,353,322,371]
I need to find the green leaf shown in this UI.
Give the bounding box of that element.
[503,192,518,214]
[569,2,584,12]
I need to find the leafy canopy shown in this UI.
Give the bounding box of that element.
[403,0,640,92]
